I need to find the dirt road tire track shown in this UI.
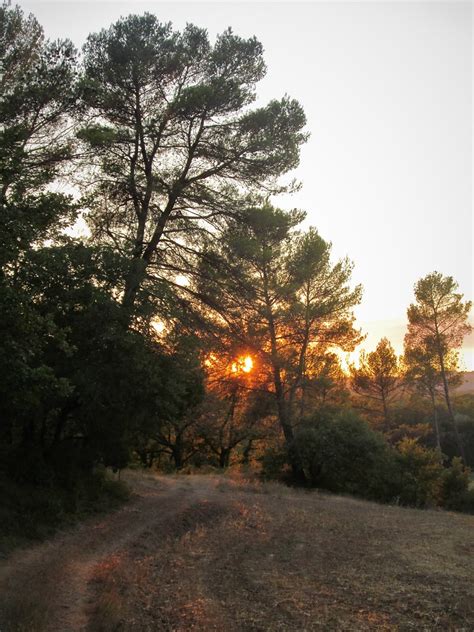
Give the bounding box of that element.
[0,474,224,631]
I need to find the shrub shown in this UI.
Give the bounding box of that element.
[260,445,290,481]
[292,410,396,501]
[446,488,474,514]
[439,457,474,513]
[0,468,130,554]
[259,409,474,514]
[393,439,443,507]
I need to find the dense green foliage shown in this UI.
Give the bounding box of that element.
[262,409,474,512]
[292,410,394,499]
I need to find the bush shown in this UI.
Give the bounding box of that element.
[259,410,474,514]
[260,445,290,481]
[445,488,474,514]
[0,468,130,554]
[292,410,396,501]
[393,439,444,507]
[439,457,474,513]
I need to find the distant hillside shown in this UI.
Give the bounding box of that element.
[455,371,474,394]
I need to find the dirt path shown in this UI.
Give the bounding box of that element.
[1,473,473,631]
[0,473,227,632]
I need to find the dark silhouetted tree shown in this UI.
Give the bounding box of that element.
[0,2,78,265]
[78,14,307,313]
[195,204,362,479]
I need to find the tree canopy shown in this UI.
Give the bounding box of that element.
[405,272,472,460]
[350,337,404,433]
[194,203,362,477]
[78,14,307,312]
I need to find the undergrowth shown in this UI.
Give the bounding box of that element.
[0,468,130,556]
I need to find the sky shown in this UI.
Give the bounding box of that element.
[20,1,474,369]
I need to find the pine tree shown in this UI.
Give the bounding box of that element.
[405,272,472,460]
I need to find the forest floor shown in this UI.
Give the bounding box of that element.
[1,471,473,632]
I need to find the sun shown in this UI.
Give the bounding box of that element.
[151,320,165,335]
[242,355,253,373]
[231,355,254,374]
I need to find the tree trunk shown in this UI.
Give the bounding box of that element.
[438,347,465,461]
[52,399,79,446]
[381,388,390,433]
[242,439,253,465]
[122,257,147,312]
[253,263,307,482]
[270,337,306,483]
[219,448,230,468]
[172,437,184,470]
[299,382,306,421]
[428,387,442,455]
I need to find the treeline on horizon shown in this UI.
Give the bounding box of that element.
[1,2,473,543]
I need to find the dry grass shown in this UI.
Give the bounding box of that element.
[88,476,474,631]
[1,474,473,631]
[0,590,52,632]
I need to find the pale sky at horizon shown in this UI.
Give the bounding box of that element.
[20,0,474,369]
